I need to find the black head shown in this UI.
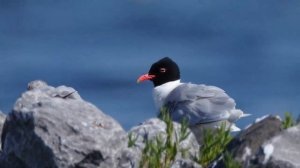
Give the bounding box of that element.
[148,57,180,87]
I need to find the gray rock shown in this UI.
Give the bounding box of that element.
[118,148,139,168]
[259,124,300,168]
[265,160,296,168]
[124,118,200,168]
[214,115,283,168]
[4,80,300,168]
[0,112,6,150]
[0,153,29,168]
[171,159,202,168]
[27,80,49,90]
[0,80,127,168]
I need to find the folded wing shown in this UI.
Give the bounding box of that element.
[164,83,238,126]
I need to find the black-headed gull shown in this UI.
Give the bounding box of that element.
[137,57,248,132]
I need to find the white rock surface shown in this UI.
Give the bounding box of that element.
[265,124,300,167]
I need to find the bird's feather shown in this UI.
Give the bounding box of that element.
[164,83,239,125]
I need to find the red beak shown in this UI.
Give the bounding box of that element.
[137,74,156,83]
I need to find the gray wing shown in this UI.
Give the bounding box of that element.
[164,83,236,126]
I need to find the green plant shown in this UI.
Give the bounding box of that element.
[138,108,239,168]
[128,132,138,147]
[195,124,233,167]
[282,112,295,129]
[139,108,190,168]
[223,151,241,168]
[140,134,166,168]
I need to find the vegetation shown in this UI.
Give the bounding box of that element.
[128,111,299,167]
[128,108,241,168]
[128,132,138,147]
[138,108,190,168]
[282,112,295,129]
[194,124,233,167]
[223,151,241,168]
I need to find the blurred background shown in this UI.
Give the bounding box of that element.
[0,0,300,130]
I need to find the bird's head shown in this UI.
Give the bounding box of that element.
[137,57,180,87]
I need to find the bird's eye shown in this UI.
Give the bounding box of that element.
[160,68,166,73]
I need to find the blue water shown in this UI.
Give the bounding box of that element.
[1,0,300,130]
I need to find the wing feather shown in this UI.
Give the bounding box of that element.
[164,83,236,125]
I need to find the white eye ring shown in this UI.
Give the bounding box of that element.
[160,68,166,73]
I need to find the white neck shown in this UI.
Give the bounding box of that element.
[152,80,181,110]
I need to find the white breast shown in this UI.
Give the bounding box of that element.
[152,80,182,110]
